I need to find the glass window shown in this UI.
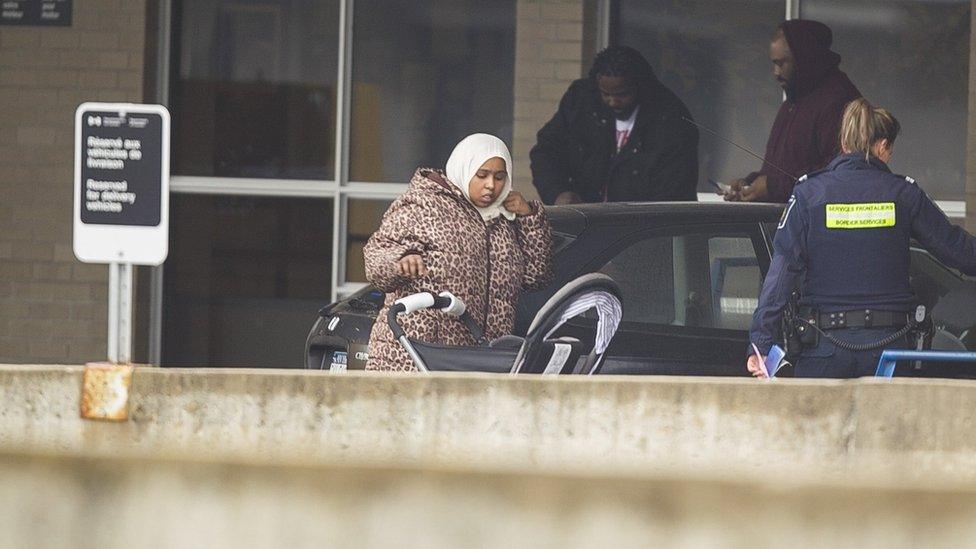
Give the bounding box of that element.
[800,0,970,200]
[171,0,340,180]
[600,236,677,325]
[163,195,333,368]
[708,237,761,330]
[345,199,394,282]
[349,0,517,182]
[598,233,760,330]
[614,1,785,191]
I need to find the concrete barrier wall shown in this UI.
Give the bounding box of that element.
[4,449,976,549]
[3,365,976,476]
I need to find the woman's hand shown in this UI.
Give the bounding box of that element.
[503,191,534,216]
[746,353,768,378]
[396,253,427,278]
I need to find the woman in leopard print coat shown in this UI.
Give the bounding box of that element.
[364,134,553,372]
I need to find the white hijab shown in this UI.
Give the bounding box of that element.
[445,133,516,222]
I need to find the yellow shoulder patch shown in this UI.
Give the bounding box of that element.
[825,202,895,229]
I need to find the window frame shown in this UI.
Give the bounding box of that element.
[154,0,408,364]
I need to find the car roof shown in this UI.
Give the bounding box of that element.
[547,201,785,236]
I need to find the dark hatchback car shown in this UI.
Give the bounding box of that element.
[306,202,976,377]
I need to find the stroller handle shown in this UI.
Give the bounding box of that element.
[395,292,435,314]
[393,291,464,315]
[387,291,460,373]
[388,292,458,339]
[436,291,466,316]
[387,292,486,368]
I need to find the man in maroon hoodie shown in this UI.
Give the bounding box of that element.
[726,20,861,203]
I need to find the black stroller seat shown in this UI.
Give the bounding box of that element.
[386,273,623,374]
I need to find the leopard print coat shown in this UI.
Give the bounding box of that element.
[364,167,553,372]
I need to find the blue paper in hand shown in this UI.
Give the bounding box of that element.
[765,344,786,378]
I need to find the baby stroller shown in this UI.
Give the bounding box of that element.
[387,273,623,374]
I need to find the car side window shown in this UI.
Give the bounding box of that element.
[708,237,762,330]
[597,233,761,330]
[599,236,677,325]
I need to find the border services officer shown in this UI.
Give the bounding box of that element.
[748,98,976,378]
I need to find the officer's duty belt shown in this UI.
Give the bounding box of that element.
[812,309,909,331]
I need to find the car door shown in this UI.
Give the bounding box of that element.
[550,223,770,376]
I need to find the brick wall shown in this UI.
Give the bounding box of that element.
[0,1,147,363]
[512,0,587,202]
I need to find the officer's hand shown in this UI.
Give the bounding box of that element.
[554,191,583,205]
[503,191,534,216]
[747,354,768,378]
[739,175,769,202]
[396,253,427,278]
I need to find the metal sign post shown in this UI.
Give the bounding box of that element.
[74,103,170,365]
[107,263,133,363]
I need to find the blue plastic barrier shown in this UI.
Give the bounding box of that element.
[874,350,976,378]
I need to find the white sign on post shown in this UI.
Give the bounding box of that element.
[74,103,170,365]
[73,102,170,265]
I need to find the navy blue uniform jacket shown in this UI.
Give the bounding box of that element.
[750,153,976,353]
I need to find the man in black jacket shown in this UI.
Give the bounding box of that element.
[530,46,699,205]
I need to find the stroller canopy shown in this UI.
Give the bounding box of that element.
[514,273,623,374]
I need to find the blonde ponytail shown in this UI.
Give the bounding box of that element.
[840,98,900,161]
